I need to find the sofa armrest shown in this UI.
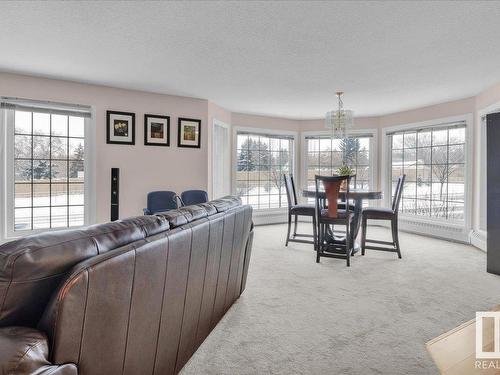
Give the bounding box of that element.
[0,326,77,375]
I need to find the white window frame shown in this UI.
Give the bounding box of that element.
[0,103,96,242]
[232,126,298,217]
[300,128,378,200]
[381,114,473,240]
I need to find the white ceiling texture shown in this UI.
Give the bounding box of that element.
[1,1,500,118]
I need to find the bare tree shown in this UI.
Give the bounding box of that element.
[420,145,464,200]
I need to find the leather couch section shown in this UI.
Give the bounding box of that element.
[0,196,253,375]
[80,220,145,252]
[156,202,217,228]
[121,215,170,237]
[209,196,242,213]
[0,231,98,328]
[241,225,254,294]
[156,209,189,228]
[0,326,52,375]
[0,326,77,374]
[0,216,168,328]
[38,204,252,375]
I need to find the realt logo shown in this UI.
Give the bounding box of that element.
[476,312,500,359]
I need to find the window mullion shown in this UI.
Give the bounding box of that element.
[30,112,34,231]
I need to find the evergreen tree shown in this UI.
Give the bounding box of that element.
[339,138,360,165]
[237,138,270,171]
[69,143,84,178]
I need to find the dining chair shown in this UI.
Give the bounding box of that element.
[143,191,180,215]
[284,174,316,247]
[360,175,406,258]
[314,174,355,266]
[181,189,208,206]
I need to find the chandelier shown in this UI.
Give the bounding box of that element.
[325,92,354,139]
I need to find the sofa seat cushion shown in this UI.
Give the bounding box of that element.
[290,204,315,215]
[362,207,394,219]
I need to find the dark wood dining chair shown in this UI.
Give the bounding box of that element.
[284,174,316,247]
[314,175,355,266]
[361,175,406,258]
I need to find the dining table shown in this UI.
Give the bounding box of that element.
[302,188,383,254]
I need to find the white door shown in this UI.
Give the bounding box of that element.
[212,120,231,198]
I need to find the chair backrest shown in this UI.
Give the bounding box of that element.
[147,191,178,214]
[392,175,406,212]
[314,174,351,218]
[283,174,298,208]
[181,190,208,206]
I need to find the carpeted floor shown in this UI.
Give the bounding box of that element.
[181,224,500,375]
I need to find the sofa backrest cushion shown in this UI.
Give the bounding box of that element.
[155,197,240,229]
[0,215,168,328]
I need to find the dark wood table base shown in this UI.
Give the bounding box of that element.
[302,189,383,255]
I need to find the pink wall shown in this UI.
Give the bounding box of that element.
[3,71,500,238]
[379,97,476,127]
[0,73,209,223]
[231,112,300,132]
[298,116,380,132]
[475,82,500,110]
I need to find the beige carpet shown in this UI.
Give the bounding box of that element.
[181,224,500,375]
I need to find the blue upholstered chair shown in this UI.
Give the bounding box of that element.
[180,190,208,206]
[143,191,180,215]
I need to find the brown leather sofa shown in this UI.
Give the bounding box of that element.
[0,196,253,375]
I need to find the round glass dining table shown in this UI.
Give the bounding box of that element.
[301,189,383,253]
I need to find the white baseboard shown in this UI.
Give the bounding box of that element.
[252,208,288,226]
[469,229,486,252]
[252,210,487,252]
[363,216,471,244]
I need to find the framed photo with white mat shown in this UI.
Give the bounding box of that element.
[177,118,201,148]
[144,114,170,146]
[106,110,135,145]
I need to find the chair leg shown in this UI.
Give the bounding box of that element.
[293,215,298,236]
[316,221,321,263]
[285,213,292,247]
[361,215,367,256]
[392,218,402,259]
[312,215,317,251]
[346,226,351,267]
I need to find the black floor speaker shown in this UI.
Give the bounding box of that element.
[111,168,119,221]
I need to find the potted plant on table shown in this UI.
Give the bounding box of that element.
[335,165,354,190]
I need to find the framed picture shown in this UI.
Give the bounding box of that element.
[106,111,135,145]
[177,117,201,148]
[144,114,170,146]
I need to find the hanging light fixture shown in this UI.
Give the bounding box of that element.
[325,91,354,139]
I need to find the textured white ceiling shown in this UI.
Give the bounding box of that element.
[1,1,500,118]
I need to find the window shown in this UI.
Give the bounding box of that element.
[235,131,294,209]
[388,122,466,221]
[1,98,92,236]
[304,134,373,190]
